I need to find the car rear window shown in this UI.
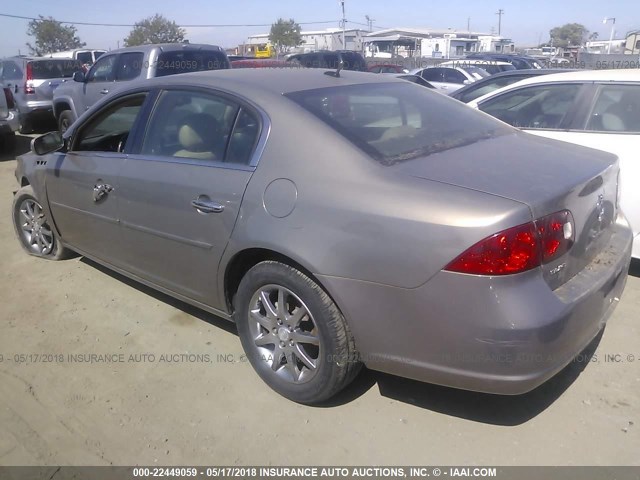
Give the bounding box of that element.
[31,59,81,79]
[156,51,230,77]
[287,82,511,165]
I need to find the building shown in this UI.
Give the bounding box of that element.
[363,28,514,59]
[244,28,369,56]
[585,39,627,54]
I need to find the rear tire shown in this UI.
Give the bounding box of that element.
[58,110,75,134]
[12,185,73,260]
[234,261,361,404]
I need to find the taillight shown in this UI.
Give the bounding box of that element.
[444,210,574,275]
[24,62,35,95]
[3,87,15,109]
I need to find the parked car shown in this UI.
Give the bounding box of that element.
[437,59,516,75]
[53,43,230,132]
[48,49,106,70]
[449,68,575,103]
[286,51,367,71]
[0,56,82,133]
[410,66,489,93]
[467,69,640,259]
[465,53,545,70]
[368,64,409,74]
[14,69,632,404]
[0,83,20,152]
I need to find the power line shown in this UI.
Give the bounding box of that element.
[0,12,339,28]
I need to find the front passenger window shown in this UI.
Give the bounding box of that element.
[73,94,146,152]
[87,55,116,82]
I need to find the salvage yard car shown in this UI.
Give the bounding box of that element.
[467,69,640,259]
[13,69,632,404]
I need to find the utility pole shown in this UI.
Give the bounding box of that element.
[467,17,471,32]
[496,9,504,36]
[340,0,346,49]
[365,14,374,32]
[603,17,616,54]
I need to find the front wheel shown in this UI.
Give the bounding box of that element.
[234,261,361,404]
[12,186,72,260]
[58,110,75,134]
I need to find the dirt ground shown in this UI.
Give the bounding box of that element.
[0,134,639,466]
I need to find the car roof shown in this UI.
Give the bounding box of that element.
[485,68,640,86]
[98,43,225,56]
[440,60,513,66]
[468,68,640,106]
[131,68,405,96]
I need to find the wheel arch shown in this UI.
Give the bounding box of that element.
[223,248,340,318]
[53,99,74,120]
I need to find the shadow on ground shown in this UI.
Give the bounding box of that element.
[0,134,33,162]
[79,256,606,425]
[629,258,640,278]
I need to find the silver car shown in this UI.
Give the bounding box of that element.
[13,69,633,404]
[0,56,81,133]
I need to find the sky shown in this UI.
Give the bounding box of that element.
[1,0,639,57]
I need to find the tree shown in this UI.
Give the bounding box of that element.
[269,18,303,55]
[124,14,185,47]
[26,16,85,56]
[549,23,589,48]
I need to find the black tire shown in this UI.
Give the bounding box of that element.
[1,132,16,153]
[234,261,361,404]
[19,116,33,134]
[58,110,75,134]
[12,185,73,260]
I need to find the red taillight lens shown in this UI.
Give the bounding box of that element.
[537,210,574,264]
[3,87,15,109]
[24,62,35,95]
[444,210,574,276]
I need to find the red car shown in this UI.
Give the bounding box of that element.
[368,64,408,74]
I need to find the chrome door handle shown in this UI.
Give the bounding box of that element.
[191,199,224,214]
[93,183,113,202]
[100,89,109,94]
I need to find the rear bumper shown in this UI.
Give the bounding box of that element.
[19,100,54,121]
[319,214,633,395]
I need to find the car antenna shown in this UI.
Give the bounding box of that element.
[324,52,344,78]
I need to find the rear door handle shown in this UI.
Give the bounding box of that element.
[191,199,224,214]
[100,89,109,95]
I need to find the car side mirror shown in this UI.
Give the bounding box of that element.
[73,71,86,83]
[32,132,64,156]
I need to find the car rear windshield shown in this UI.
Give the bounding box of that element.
[156,50,230,77]
[30,59,81,79]
[286,82,511,165]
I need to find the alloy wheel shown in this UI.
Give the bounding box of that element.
[18,198,54,255]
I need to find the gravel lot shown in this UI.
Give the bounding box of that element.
[0,134,639,466]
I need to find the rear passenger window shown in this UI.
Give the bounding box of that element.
[116,52,144,81]
[585,85,640,133]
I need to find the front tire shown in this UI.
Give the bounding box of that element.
[234,261,361,404]
[12,186,72,260]
[58,110,75,134]
[1,132,16,153]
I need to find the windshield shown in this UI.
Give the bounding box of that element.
[287,82,510,165]
[31,59,81,79]
[156,51,230,77]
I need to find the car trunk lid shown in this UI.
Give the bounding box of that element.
[27,59,80,101]
[393,132,620,289]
